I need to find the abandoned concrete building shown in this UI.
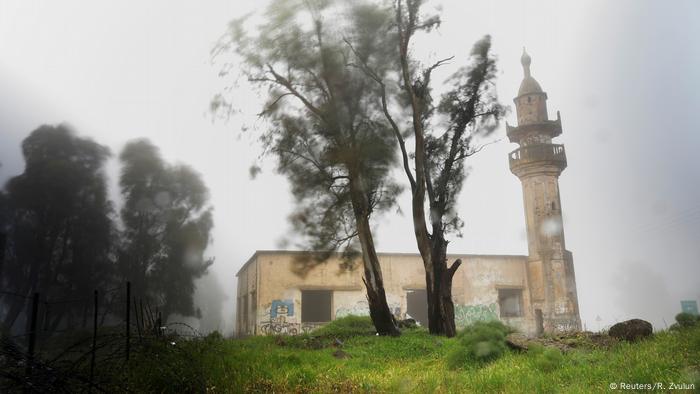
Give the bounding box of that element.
[236,50,582,336]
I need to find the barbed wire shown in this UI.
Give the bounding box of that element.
[1,280,215,392]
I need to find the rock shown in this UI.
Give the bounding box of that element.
[506,333,532,351]
[332,349,350,359]
[608,319,653,342]
[397,318,417,329]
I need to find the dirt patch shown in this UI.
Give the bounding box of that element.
[507,331,619,353]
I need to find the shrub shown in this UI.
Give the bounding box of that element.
[312,315,376,339]
[446,320,512,368]
[675,313,700,328]
[532,347,564,372]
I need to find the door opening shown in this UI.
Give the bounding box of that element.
[406,289,428,327]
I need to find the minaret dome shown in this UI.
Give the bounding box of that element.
[518,48,543,96]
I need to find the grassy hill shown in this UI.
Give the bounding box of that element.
[122,316,700,393]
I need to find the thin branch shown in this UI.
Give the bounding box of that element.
[424,56,454,82]
[265,64,326,120]
[343,36,417,192]
[454,138,502,162]
[447,258,462,280]
[257,93,295,116]
[275,147,325,174]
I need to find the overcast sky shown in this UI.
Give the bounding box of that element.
[1,0,698,334]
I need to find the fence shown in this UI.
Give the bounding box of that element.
[0,282,200,392]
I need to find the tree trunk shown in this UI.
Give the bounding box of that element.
[350,172,400,336]
[355,214,400,336]
[426,227,462,337]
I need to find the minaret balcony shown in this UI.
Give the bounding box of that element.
[509,144,567,175]
[506,111,562,144]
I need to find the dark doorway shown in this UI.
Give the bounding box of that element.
[301,290,332,323]
[406,289,428,327]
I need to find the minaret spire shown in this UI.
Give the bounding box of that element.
[521,47,532,77]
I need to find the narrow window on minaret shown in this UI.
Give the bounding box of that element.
[551,202,556,211]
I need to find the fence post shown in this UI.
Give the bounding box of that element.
[25,292,39,384]
[133,299,142,340]
[89,290,98,392]
[125,281,131,361]
[155,309,162,337]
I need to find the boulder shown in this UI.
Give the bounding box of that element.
[608,319,653,342]
[505,333,531,351]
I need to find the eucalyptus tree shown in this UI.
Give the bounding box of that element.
[216,0,403,335]
[0,125,116,331]
[118,140,213,319]
[348,0,505,336]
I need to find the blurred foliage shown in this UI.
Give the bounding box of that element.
[673,312,700,330]
[0,127,218,333]
[215,0,402,271]
[310,315,377,339]
[446,320,513,368]
[0,124,116,331]
[118,140,213,319]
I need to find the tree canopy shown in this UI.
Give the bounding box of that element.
[217,0,404,335]
[118,139,214,318]
[0,124,116,330]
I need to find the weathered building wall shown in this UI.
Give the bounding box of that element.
[236,251,538,336]
[235,254,259,336]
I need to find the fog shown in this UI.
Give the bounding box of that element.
[1,0,699,334]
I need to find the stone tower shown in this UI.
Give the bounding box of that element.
[506,49,581,334]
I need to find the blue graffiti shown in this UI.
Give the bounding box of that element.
[270,299,294,318]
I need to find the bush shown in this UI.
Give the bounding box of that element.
[312,315,376,339]
[532,346,564,372]
[675,313,700,328]
[446,320,512,368]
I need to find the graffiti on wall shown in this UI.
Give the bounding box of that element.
[271,299,294,318]
[550,320,579,332]
[258,299,325,335]
[335,300,402,319]
[259,320,323,335]
[335,301,370,318]
[454,303,498,328]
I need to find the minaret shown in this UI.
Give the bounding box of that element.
[506,49,581,334]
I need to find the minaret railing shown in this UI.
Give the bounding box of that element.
[509,144,566,168]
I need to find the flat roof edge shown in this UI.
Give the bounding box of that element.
[236,250,529,277]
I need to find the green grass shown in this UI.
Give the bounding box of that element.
[120,318,700,393]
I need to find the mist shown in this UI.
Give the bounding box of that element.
[1,0,699,337]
